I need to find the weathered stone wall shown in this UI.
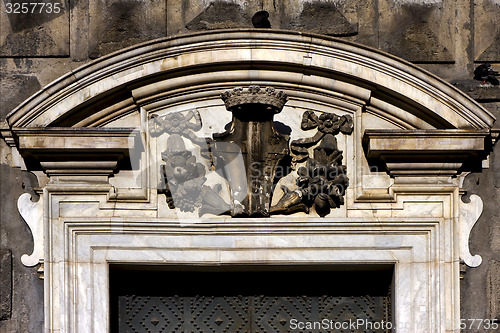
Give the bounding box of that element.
[1,0,499,331]
[462,99,500,327]
[0,165,42,333]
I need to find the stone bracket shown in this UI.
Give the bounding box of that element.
[17,193,44,267]
[459,194,483,267]
[0,121,16,147]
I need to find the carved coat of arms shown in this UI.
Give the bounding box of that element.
[150,86,353,217]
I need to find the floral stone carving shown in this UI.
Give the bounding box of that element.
[150,110,205,145]
[158,134,206,212]
[271,110,353,217]
[150,110,232,215]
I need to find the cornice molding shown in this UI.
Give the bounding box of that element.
[12,127,141,178]
[363,129,491,176]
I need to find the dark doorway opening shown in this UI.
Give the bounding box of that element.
[110,264,393,332]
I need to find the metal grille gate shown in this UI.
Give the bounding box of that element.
[118,295,391,332]
[111,267,393,333]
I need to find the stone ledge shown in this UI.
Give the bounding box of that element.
[451,80,500,101]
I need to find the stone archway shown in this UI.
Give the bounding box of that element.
[2,29,496,332]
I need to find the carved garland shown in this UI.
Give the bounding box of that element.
[271,110,353,217]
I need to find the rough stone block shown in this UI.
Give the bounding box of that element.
[284,1,357,36]
[0,249,12,321]
[88,0,167,59]
[347,0,378,48]
[0,73,41,120]
[492,206,500,251]
[185,1,250,31]
[284,1,379,48]
[488,261,500,321]
[170,0,364,37]
[474,0,500,62]
[177,0,260,34]
[378,0,454,62]
[0,0,69,56]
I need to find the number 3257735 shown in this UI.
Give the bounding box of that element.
[5,2,62,14]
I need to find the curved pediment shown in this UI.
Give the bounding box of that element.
[5,29,495,130]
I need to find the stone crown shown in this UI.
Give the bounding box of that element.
[220,86,288,112]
